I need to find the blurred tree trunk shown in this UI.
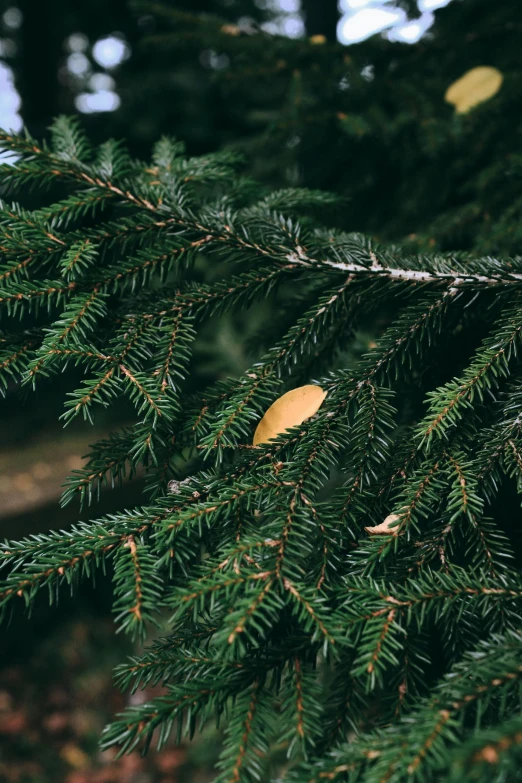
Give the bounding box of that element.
[18,0,69,136]
[301,0,339,41]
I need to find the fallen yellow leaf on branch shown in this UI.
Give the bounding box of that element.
[365,513,402,536]
[445,66,503,114]
[253,385,327,446]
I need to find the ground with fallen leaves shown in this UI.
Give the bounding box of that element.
[0,612,218,783]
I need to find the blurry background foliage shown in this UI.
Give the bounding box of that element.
[0,0,520,780]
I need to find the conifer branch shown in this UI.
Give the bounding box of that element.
[3,117,522,781]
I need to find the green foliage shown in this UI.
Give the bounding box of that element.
[2,65,522,783]
[134,0,522,257]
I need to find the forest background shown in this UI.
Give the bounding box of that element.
[0,1,515,781]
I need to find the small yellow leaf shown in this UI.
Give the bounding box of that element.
[310,34,326,44]
[221,24,241,36]
[60,743,90,769]
[253,385,327,446]
[445,66,503,114]
[365,513,401,536]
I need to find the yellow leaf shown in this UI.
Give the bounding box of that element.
[60,743,90,769]
[310,34,326,44]
[221,24,241,36]
[445,66,503,114]
[365,513,401,536]
[253,385,327,446]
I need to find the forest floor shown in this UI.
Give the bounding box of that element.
[0,429,218,783]
[0,609,219,783]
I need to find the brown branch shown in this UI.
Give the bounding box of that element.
[124,535,143,621]
[229,680,261,783]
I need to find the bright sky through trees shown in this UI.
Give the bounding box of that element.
[0,0,455,131]
[337,0,454,44]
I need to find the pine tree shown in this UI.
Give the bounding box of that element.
[2,2,522,780]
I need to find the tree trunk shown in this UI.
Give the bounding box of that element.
[17,0,70,136]
[301,0,339,41]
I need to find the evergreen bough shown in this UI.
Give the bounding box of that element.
[1,116,522,782]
